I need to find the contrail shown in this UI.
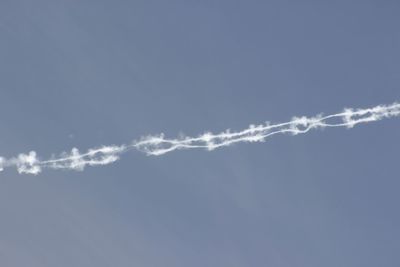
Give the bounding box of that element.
[0,102,399,175]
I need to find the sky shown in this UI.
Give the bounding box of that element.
[0,0,400,266]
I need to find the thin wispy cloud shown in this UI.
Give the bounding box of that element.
[1,102,399,175]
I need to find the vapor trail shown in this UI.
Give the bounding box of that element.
[0,102,399,175]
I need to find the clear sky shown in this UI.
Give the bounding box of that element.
[0,0,399,266]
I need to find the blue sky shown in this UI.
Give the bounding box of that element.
[0,1,400,266]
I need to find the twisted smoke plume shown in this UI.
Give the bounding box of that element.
[0,102,399,175]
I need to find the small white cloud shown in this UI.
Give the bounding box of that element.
[0,157,4,172]
[17,151,41,175]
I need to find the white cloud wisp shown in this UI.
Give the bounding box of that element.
[1,102,399,175]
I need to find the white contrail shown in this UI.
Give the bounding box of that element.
[0,102,399,175]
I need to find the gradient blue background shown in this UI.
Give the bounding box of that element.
[1,1,399,266]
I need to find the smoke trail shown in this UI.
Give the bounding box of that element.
[0,102,399,175]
